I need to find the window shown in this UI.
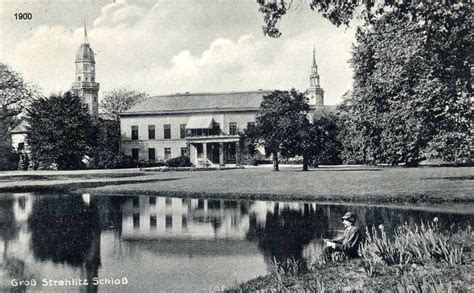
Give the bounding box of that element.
[164,124,171,139]
[148,125,155,139]
[164,148,171,160]
[229,122,237,135]
[247,122,255,130]
[180,124,186,139]
[165,198,172,207]
[94,96,97,103]
[131,148,139,161]
[150,214,157,229]
[78,76,81,81]
[19,197,26,209]
[212,122,220,135]
[85,77,89,81]
[149,196,156,205]
[166,215,173,230]
[181,147,188,157]
[182,216,187,230]
[133,213,140,228]
[91,77,94,82]
[133,196,139,208]
[85,65,89,71]
[18,142,25,150]
[131,125,139,140]
[148,148,155,161]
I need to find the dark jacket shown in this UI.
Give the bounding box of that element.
[333,225,362,257]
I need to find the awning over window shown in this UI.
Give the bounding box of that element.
[185,116,214,129]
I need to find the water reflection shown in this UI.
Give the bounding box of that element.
[28,195,101,292]
[0,193,472,292]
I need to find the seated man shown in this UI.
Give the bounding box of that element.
[322,212,362,262]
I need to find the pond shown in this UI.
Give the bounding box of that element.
[0,193,472,292]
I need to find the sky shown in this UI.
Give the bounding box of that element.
[1,0,356,105]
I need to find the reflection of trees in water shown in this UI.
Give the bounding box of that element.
[28,196,101,267]
[247,204,330,269]
[27,195,102,292]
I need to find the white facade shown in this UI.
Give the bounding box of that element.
[120,105,258,166]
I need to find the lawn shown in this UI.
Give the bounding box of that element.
[0,166,472,203]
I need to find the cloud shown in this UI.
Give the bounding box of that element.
[3,0,355,105]
[93,0,143,28]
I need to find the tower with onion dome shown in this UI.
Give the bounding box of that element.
[72,22,99,119]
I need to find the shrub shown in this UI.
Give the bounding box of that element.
[96,151,134,169]
[165,156,192,167]
[0,141,19,171]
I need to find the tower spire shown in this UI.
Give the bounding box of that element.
[83,20,89,44]
[312,46,316,67]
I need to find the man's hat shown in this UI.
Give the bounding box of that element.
[342,212,356,223]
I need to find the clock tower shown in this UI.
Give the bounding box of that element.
[72,22,99,119]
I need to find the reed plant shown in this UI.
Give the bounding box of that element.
[361,219,468,276]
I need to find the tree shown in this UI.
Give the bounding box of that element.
[255,89,310,171]
[256,0,468,37]
[99,88,149,121]
[0,141,19,171]
[309,110,343,167]
[0,64,39,138]
[26,92,97,170]
[341,4,472,166]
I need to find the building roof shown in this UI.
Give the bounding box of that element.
[186,116,215,129]
[76,43,95,62]
[121,90,272,116]
[121,90,339,117]
[76,22,95,62]
[10,120,29,134]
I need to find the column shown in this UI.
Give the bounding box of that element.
[203,142,207,168]
[219,143,224,166]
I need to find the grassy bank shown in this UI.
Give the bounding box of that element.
[227,220,473,292]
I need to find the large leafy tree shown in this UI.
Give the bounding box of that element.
[99,88,148,121]
[26,92,97,170]
[0,64,39,138]
[256,0,468,37]
[345,4,472,166]
[309,110,343,167]
[255,89,309,171]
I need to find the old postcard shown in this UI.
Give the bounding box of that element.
[1,0,472,292]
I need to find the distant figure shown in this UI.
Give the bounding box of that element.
[322,212,362,262]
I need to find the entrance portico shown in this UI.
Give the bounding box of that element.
[187,136,239,167]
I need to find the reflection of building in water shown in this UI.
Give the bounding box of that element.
[121,196,322,241]
[13,193,34,223]
[122,196,252,240]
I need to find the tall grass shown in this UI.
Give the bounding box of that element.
[360,219,468,275]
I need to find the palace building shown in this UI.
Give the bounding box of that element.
[119,49,332,167]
